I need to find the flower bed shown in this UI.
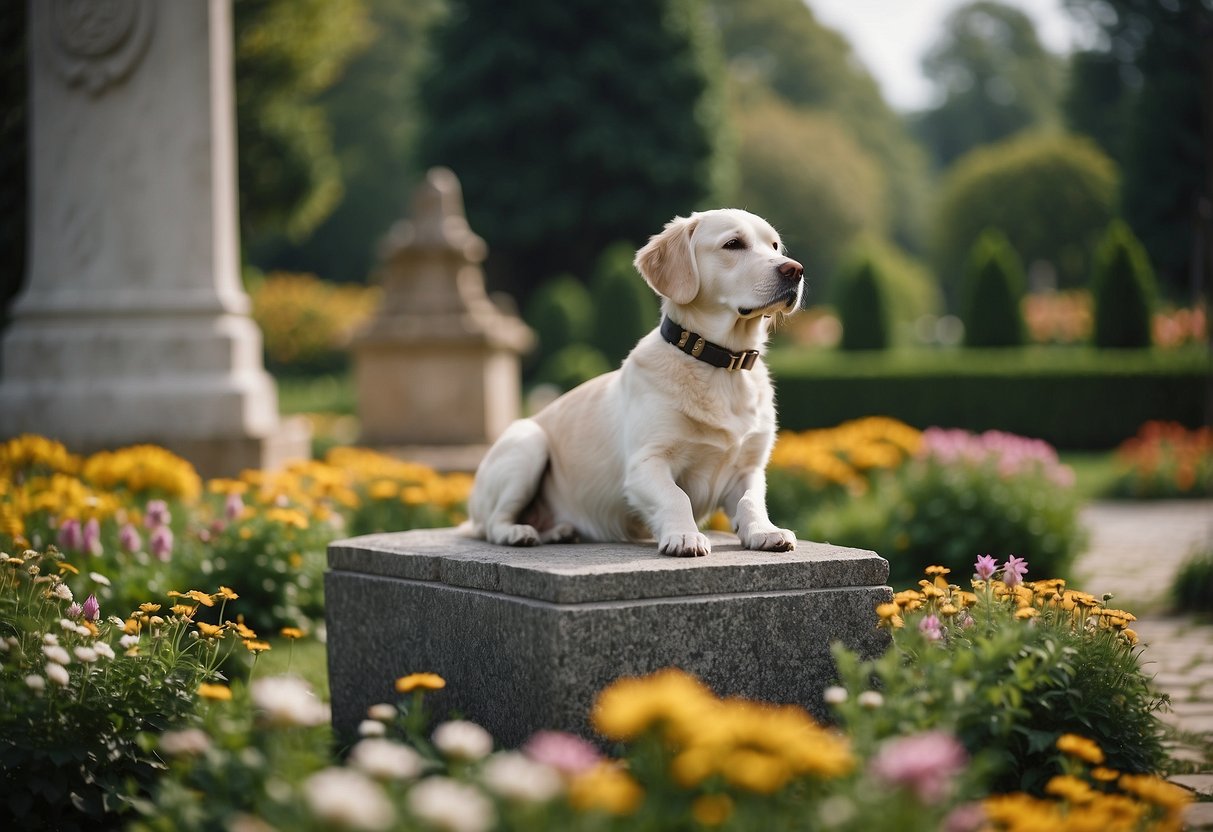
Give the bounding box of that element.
[1105,421,1213,499]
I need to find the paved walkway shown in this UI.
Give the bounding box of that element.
[1071,500,1213,828]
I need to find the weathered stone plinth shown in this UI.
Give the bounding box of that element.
[326,529,891,746]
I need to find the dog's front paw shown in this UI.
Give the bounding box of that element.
[659,532,712,558]
[489,524,541,546]
[741,525,796,552]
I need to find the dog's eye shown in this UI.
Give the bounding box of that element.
[723,239,744,250]
[772,242,780,251]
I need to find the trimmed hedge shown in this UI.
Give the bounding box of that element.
[769,347,1211,449]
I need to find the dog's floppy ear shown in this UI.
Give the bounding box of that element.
[634,215,700,305]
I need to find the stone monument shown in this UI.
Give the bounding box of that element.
[0,0,309,478]
[352,168,533,469]
[326,529,892,746]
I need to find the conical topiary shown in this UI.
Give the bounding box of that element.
[590,241,661,367]
[524,274,594,357]
[1091,220,1156,349]
[961,229,1027,348]
[837,256,891,351]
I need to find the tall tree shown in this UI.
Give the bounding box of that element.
[0,4,27,318]
[1064,0,1213,298]
[914,1,1064,168]
[415,0,729,300]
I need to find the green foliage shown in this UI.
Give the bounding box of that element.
[914,1,1063,167]
[524,275,595,358]
[588,242,661,368]
[800,429,1085,586]
[931,132,1119,296]
[733,87,888,283]
[1091,220,1156,349]
[961,230,1027,348]
[415,0,729,300]
[709,0,930,251]
[831,566,1169,796]
[833,237,943,340]
[1171,549,1213,617]
[534,345,612,393]
[768,346,1212,449]
[234,0,372,243]
[0,549,228,830]
[836,257,892,352]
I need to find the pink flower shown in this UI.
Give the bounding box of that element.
[82,594,100,622]
[118,523,142,554]
[66,602,84,619]
[82,518,103,557]
[869,731,968,804]
[224,493,245,522]
[974,554,998,582]
[144,499,171,529]
[150,526,174,562]
[521,730,601,775]
[57,518,82,552]
[919,614,943,642]
[1003,555,1028,588]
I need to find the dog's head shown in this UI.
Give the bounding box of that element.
[633,209,804,321]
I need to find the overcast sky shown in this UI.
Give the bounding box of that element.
[807,0,1080,112]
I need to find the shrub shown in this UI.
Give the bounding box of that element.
[836,256,892,351]
[802,428,1085,585]
[533,344,612,393]
[961,229,1026,348]
[0,549,235,829]
[833,236,943,342]
[830,559,1171,796]
[1171,548,1213,617]
[1106,421,1213,499]
[524,274,595,358]
[1091,220,1157,349]
[248,272,380,376]
[588,242,661,368]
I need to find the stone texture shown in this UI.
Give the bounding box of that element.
[0,0,308,477]
[352,168,533,451]
[326,529,891,747]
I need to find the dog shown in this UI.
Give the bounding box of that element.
[465,208,804,557]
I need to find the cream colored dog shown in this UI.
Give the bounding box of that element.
[466,208,804,557]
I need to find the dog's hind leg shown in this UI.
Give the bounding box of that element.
[469,419,550,546]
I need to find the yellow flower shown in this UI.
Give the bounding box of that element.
[1045,774,1096,804]
[169,590,216,608]
[567,763,644,816]
[243,640,271,654]
[1056,733,1105,766]
[233,620,257,640]
[57,562,79,575]
[217,586,239,600]
[1091,767,1120,782]
[1121,627,1139,645]
[720,748,792,794]
[280,627,305,639]
[198,682,232,701]
[1117,773,1192,810]
[196,621,225,639]
[1014,607,1039,620]
[690,794,733,826]
[925,565,951,577]
[170,604,196,619]
[123,617,141,635]
[139,603,161,613]
[396,672,446,693]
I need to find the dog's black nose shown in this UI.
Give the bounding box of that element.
[778,260,804,282]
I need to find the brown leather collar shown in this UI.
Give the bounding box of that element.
[660,316,759,371]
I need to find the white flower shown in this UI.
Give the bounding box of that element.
[107,616,125,628]
[46,662,70,687]
[432,720,493,762]
[251,675,330,727]
[0,638,8,653]
[73,646,98,663]
[407,777,495,832]
[42,632,59,645]
[119,634,140,649]
[480,752,563,803]
[42,644,70,665]
[59,618,77,631]
[25,674,45,692]
[94,642,115,660]
[358,719,386,737]
[366,703,396,722]
[304,768,394,831]
[160,728,212,757]
[858,691,884,710]
[89,571,111,586]
[349,738,423,781]
[75,625,91,637]
[823,686,848,705]
[52,583,73,602]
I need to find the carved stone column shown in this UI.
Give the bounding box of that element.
[0,0,308,477]
[352,168,532,467]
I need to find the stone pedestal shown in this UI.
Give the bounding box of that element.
[0,0,308,478]
[325,529,892,746]
[352,168,532,456]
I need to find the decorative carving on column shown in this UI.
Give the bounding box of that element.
[41,0,155,95]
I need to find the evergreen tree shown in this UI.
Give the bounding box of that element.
[1092,220,1156,349]
[524,274,594,358]
[589,243,661,367]
[415,0,728,302]
[837,258,891,351]
[961,230,1026,348]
